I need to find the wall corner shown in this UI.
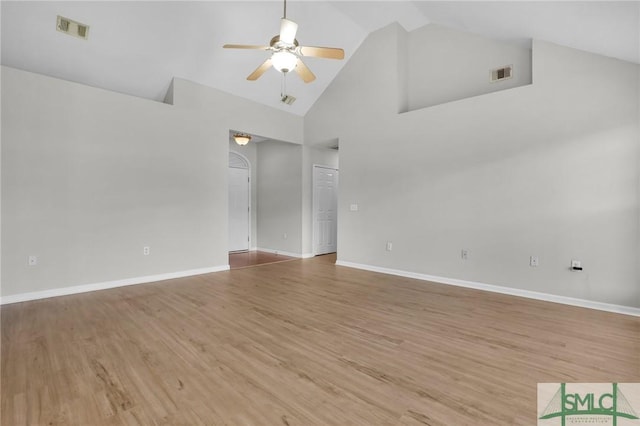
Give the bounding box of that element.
[163,78,175,105]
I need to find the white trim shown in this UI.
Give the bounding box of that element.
[335,260,640,317]
[253,248,314,259]
[256,247,305,258]
[0,265,229,305]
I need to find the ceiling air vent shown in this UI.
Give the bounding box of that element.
[490,65,513,83]
[56,15,89,40]
[281,95,296,105]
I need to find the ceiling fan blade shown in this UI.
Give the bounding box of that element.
[298,46,345,60]
[223,44,270,50]
[294,58,316,83]
[279,18,298,44]
[247,58,273,81]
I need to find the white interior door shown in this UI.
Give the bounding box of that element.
[228,166,250,252]
[313,165,338,255]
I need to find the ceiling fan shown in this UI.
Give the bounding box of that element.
[223,0,344,84]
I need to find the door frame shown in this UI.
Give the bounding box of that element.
[229,150,251,252]
[312,164,339,256]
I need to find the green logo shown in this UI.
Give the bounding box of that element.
[539,383,639,425]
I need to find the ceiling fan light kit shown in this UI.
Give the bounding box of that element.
[271,50,298,73]
[223,0,345,99]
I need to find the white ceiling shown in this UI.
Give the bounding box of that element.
[2,2,638,116]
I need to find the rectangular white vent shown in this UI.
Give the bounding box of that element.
[281,94,296,105]
[490,65,513,83]
[56,15,89,40]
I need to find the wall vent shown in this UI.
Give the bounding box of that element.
[490,65,513,83]
[56,15,89,40]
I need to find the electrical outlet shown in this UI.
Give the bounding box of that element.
[571,259,582,271]
[143,246,150,256]
[530,256,539,267]
[28,255,38,266]
[461,249,469,260]
[386,241,393,251]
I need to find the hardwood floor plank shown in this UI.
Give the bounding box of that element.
[229,251,297,269]
[2,255,638,425]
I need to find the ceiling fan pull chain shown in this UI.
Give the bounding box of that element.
[281,73,287,97]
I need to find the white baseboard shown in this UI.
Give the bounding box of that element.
[335,260,640,317]
[254,248,318,259]
[256,247,305,258]
[0,265,229,305]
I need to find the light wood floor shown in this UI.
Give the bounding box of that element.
[1,255,638,425]
[229,251,297,269]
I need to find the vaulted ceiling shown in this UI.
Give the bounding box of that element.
[2,1,638,116]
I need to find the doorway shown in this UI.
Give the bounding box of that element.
[313,165,338,255]
[229,151,250,252]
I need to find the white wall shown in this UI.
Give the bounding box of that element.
[406,24,532,110]
[256,141,303,255]
[3,22,638,311]
[228,139,338,257]
[1,67,302,298]
[230,138,320,255]
[305,24,640,308]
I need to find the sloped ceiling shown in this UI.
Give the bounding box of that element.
[1,1,638,116]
